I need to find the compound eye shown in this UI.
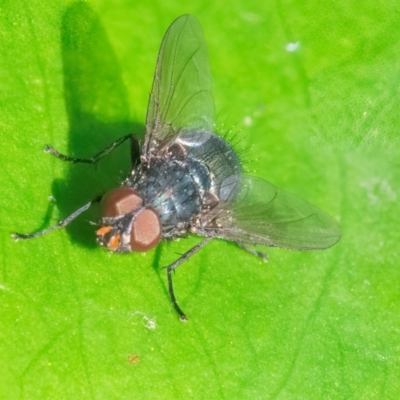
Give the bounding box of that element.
[130,208,161,252]
[101,187,143,217]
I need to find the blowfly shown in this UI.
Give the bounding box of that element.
[13,15,341,320]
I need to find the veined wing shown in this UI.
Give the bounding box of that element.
[144,15,214,155]
[200,176,341,250]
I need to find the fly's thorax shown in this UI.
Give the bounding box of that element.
[128,131,242,235]
[96,187,161,252]
[131,157,204,230]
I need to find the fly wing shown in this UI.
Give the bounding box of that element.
[144,15,214,155]
[200,176,341,250]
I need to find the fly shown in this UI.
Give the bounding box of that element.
[12,15,341,321]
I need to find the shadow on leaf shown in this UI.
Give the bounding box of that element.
[51,1,144,248]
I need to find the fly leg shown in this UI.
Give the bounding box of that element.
[12,196,102,241]
[236,243,268,262]
[167,237,213,321]
[44,133,140,169]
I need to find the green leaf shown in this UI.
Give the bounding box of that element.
[1,0,400,399]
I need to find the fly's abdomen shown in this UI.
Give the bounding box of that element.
[177,130,241,202]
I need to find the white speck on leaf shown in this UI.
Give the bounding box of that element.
[285,42,300,52]
[359,178,397,204]
[132,311,157,330]
[243,116,253,126]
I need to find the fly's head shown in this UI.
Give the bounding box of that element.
[96,187,161,253]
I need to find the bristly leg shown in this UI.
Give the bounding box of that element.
[44,134,140,169]
[12,196,102,241]
[166,237,213,321]
[236,243,268,262]
[14,134,141,241]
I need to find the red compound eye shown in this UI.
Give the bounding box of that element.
[100,187,161,252]
[101,187,143,217]
[130,207,161,252]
